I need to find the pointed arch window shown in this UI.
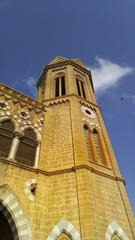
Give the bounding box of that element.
[92,129,106,166]
[15,128,38,166]
[0,120,14,158]
[55,76,66,97]
[84,125,95,162]
[84,125,106,166]
[76,78,86,99]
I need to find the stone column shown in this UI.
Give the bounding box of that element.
[34,141,41,168]
[8,131,22,160]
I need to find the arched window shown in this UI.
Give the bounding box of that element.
[92,129,106,165]
[15,128,37,166]
[47,220,80,240]
[84,125,95,162]
[55,75,66,97]
[0,120,14,158]
[76,78,86,99]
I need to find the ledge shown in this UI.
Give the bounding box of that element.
[42,94,101,110]
[0,157,125,185]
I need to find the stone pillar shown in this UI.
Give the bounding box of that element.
[34,141,41,168]
[8,131,22,160]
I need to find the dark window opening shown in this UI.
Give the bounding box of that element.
[0,211,14,240]
[30,183,37,194]
[76,79,81,96]
[55,77,59,97]
[81,81,86,99]
[15,128,37,166]
[0,102,6,109]
[85,110,91,115]
[61,76,66,95]
[20,112,27,118]
[0,120,14,158]
[55,76,66,97]
[76,78,86,99]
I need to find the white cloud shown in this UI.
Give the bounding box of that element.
[23,76,36,96]
[25,76,36,88]
[89,57,134,94]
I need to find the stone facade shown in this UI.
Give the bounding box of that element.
[0,56,134,239]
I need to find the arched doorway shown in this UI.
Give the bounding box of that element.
[0,203,18,240]
[0,184,31,240]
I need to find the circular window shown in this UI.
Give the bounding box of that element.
[81,106,96,119]
[0,101,9,110]
[85,109,91,115]
[18,110,30,119]
[20,112,27,118]
[0,102,6,108]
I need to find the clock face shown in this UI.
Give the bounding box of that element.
[81,106,96,119]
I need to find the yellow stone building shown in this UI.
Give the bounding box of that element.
[0,56,134,240]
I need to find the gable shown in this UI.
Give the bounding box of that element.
[48,56,86,68]
[48,56,69,65]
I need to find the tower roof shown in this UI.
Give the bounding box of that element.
[48,56,86,68]
[37,56,94,91]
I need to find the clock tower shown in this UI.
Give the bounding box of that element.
[36,56,135,239]
[0,56,134,240]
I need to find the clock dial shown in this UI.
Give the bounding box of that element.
[81,106,96,119]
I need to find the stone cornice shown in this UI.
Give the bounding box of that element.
[0,82,46,112]
[36,60,94,92]
[42,93,101,110]
[0,157,125,185]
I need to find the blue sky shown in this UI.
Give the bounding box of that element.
[0,0,135,213]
